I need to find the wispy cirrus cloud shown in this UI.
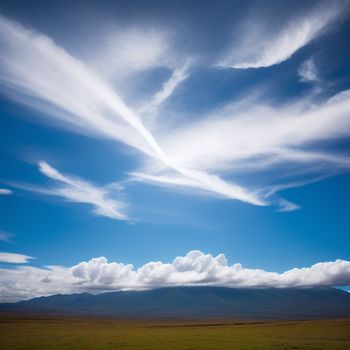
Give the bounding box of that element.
[135,89,350,211]
[0,232,13,243]
[0,250,349,302]
[0,14,154,156]
[298,58,319,83]
[30,161,127,220]
[0,14,264,207]
[87,25,176,82]
[139,60,192,117]
[0,252,34,264]
[218,2,344,69]
[0,10,350,214]
[0,189,12,195]
[155,90,350,173]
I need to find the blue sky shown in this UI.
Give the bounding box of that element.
[0,0,350,301]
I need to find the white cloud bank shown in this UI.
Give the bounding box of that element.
[0,250,349,302]
[0,252,34,264]
[218,3,344,69]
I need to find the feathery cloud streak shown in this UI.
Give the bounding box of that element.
[139,60,191,116]
[0,232,13,242]
[0,14,153,155]
[133,88,350,211]
[89,26,175,81]
[31,161,126,220]
[298,59,319,83]
[0,252,34,263]
[155,90,350,172]
[218,3,344,69]
[0,189,12,195]
[0,250,349,302]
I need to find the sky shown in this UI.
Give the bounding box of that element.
[0,0,350,302]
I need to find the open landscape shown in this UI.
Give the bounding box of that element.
[1,1,350,349]
[1,287,349,349]
[1,314,349,350]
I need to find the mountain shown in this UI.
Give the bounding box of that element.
[1,287,350,319]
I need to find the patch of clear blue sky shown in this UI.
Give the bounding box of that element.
[0,0,349,272]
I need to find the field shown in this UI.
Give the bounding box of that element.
[0,314,349,350]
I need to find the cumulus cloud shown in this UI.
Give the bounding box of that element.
[0,250,349,302]
[0,252,34,264]
[218,3,343,69]
[0,265,74,302]
[72,250,350,290]
[25,161,127,220]
[72,257,135,287]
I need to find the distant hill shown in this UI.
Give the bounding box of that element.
[1,287,350,319]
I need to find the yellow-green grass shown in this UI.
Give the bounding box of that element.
[0,314,349,350]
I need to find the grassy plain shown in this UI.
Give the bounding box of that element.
[0,313,349,350]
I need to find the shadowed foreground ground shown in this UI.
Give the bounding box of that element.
[0,314,349,350]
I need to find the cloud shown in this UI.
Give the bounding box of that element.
[0,14,264,207]
[0,232,13,243]
[139,60,191,116]
[28,161,127,220]
[129,89,350,212]
[0,13,350,212]
[218,3,343,69]
[0,14,154,155]
[88,25,176,82]
[0,250,349,302]
[277,199,301,213]
[72,257,135,287]
[72,250,350,290]
[0,265,74,302]
[0,189,12,195]
[298,59,319,83]
[0,252,34,264]
[150,89,350,178]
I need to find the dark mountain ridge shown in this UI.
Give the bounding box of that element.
[1,286,350,319]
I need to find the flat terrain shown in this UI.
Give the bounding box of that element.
[0,314,349,350]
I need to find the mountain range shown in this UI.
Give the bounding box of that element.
[1,287,350,319]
